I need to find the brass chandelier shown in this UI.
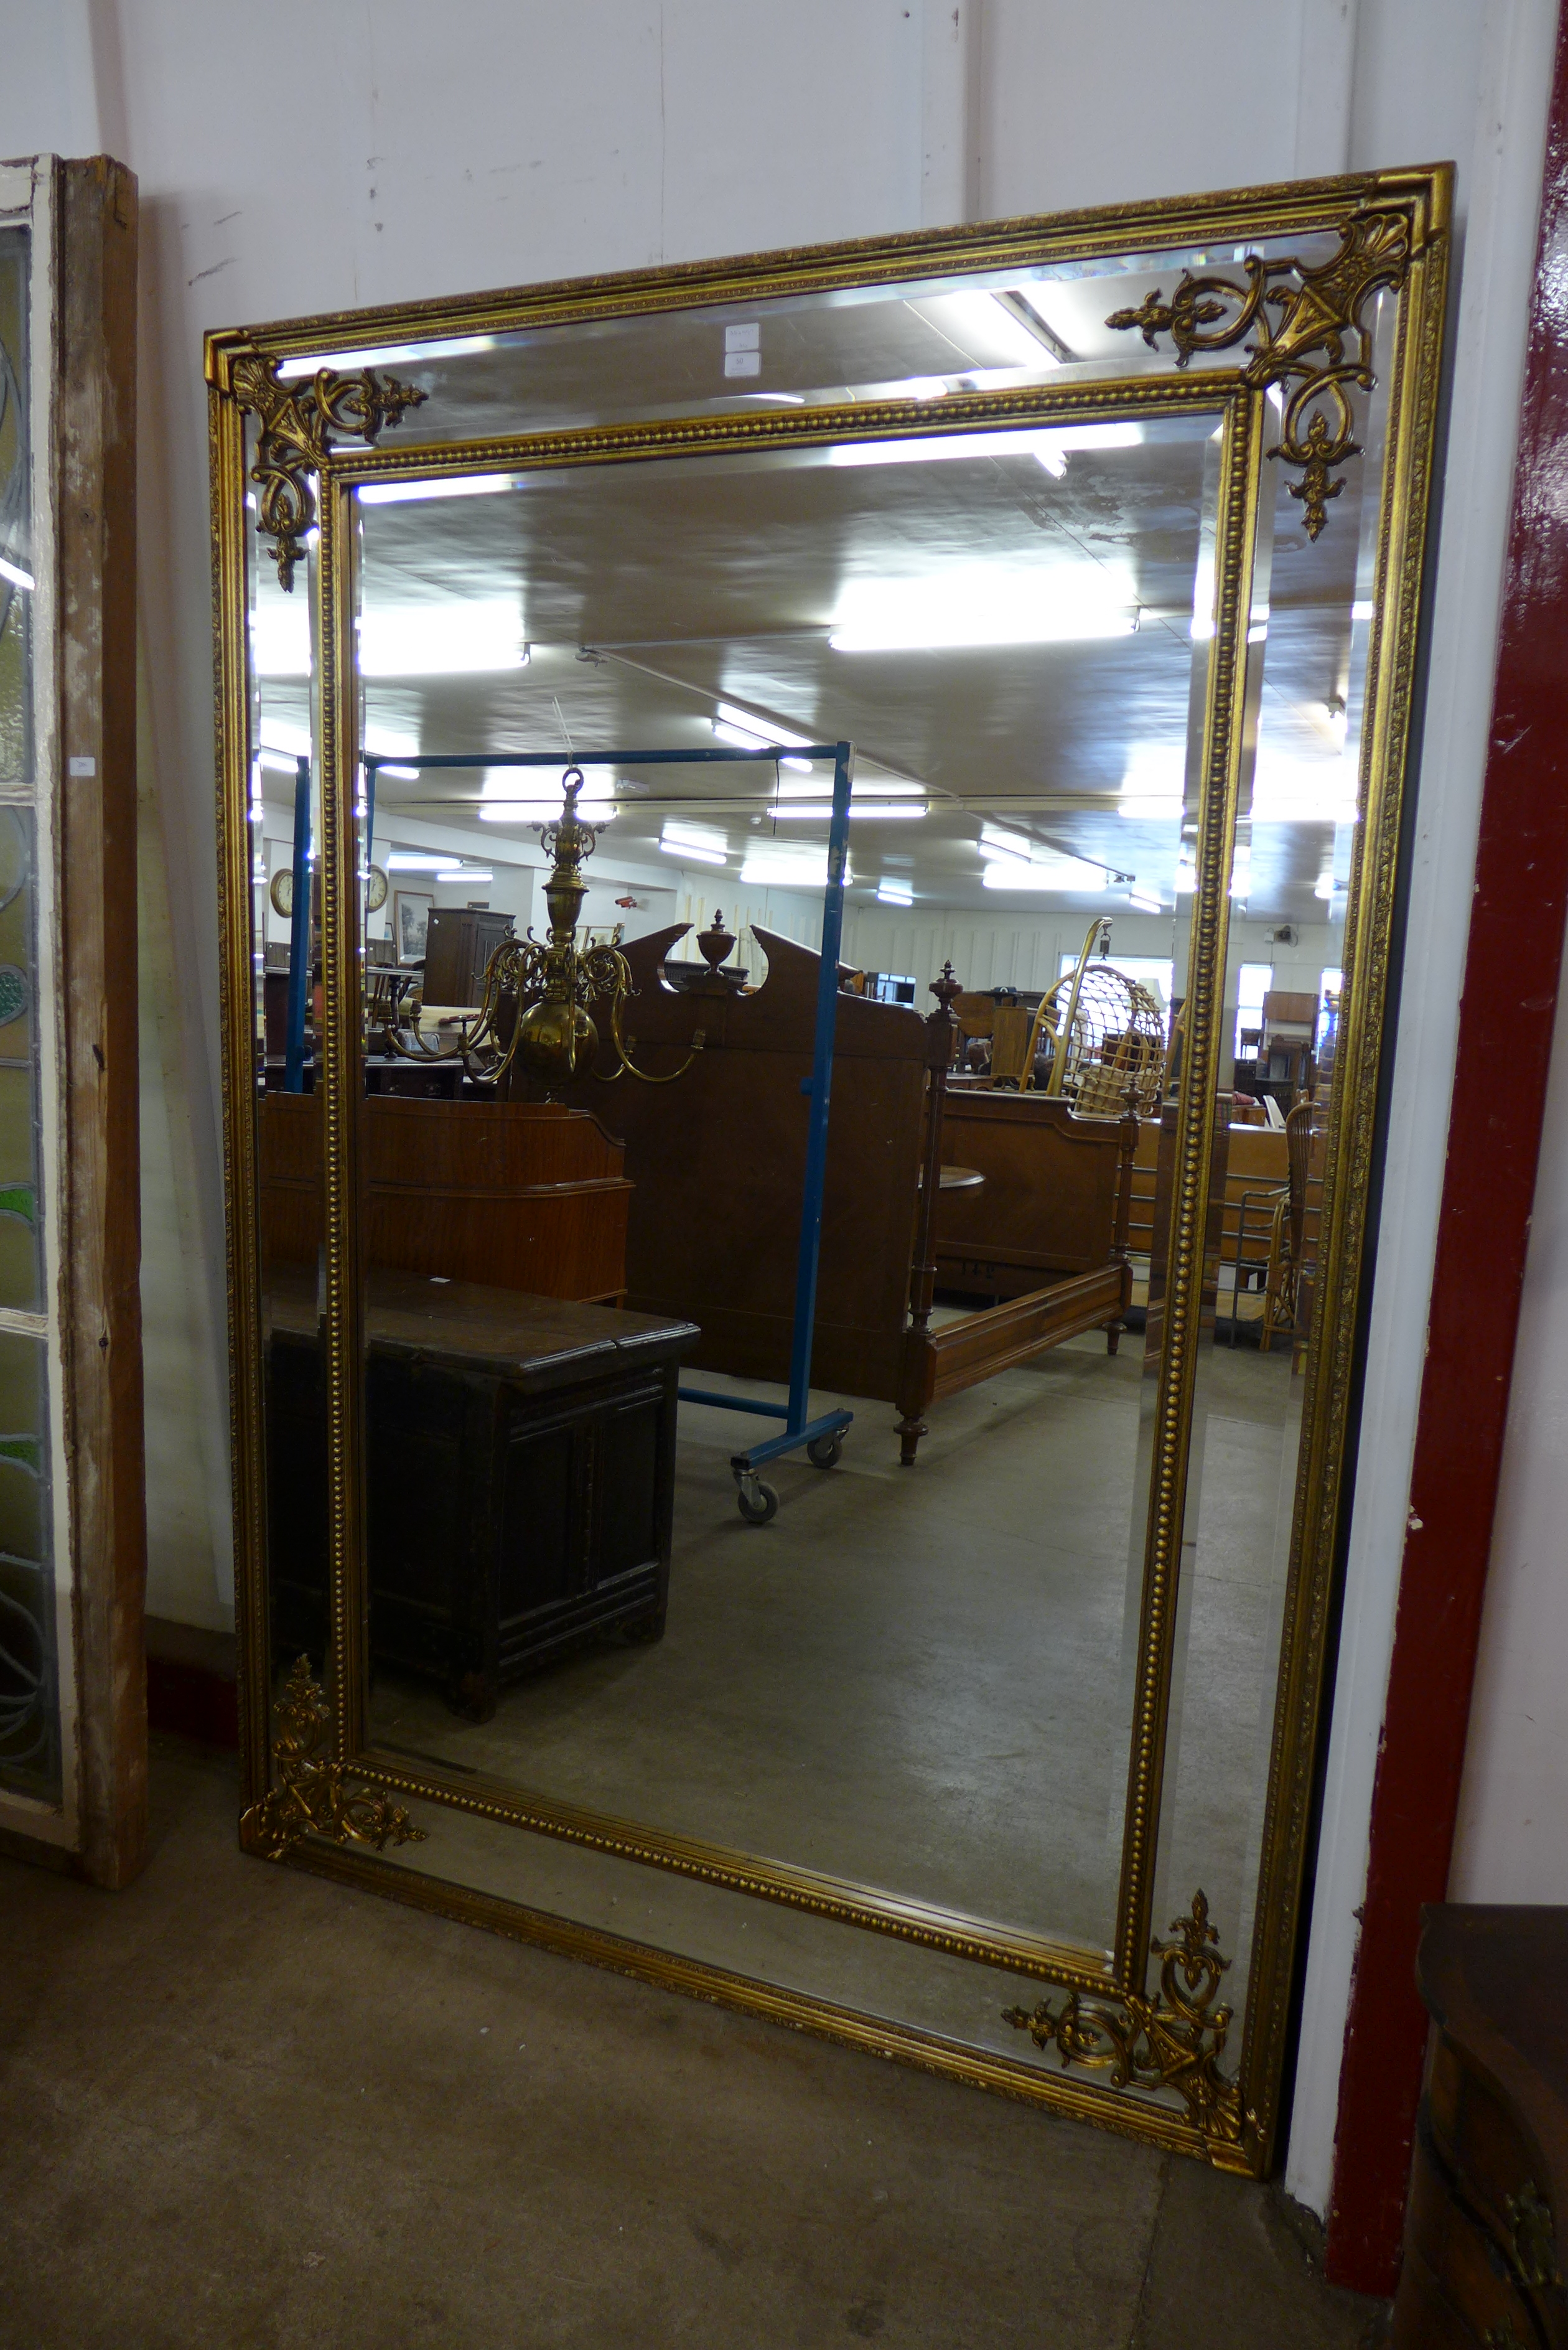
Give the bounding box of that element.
[381,767,701,1090]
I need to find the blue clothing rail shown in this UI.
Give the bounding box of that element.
[362,739,857,1521]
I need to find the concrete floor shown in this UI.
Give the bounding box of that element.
[0,1736,1381,2349]
[368,1332,1298,1982]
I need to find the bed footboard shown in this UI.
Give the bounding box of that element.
[894,1261,1132,1464]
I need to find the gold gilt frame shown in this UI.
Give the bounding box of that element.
[207,166,1450,2178]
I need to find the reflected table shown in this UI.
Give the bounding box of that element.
[266,1266,699,1720]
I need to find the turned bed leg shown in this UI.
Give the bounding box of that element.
[898,963,963,1466]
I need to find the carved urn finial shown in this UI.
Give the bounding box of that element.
[696,910,735,973]
[692,908,748,995]
[930,960,963,1017]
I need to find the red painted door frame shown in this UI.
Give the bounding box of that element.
[1324,1,1568,2293]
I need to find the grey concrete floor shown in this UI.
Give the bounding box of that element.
[0,1736,1381,2350]
[368,1334,1297,1974]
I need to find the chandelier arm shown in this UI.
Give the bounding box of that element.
[600,983,705,1084]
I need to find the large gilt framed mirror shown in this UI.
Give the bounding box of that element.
[209,167,1448,2176]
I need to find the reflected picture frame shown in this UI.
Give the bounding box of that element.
[391,888,432,968]
[207,166,1452,2177]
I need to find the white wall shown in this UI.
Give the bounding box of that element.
[1,0,1557,2212]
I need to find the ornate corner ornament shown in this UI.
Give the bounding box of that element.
[240,1656,427,1861]
[227,352,427,588]
[1002,1891,1241,2142]
[1106,207,1415,539]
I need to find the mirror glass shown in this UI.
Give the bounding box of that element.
[274,227,1351,444]
[284,408,1229,1972]
[251,447,324,1722]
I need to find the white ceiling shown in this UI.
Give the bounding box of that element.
[256,291,1364,922]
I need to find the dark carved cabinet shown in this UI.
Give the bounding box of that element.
[422,906,514,1006]
[1394,1906,1568,2348]
[268,1273,696,1717]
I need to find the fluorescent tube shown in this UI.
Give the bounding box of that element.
[828,421,1139,473]
[358,606,528,676]
[480,800,617,822]
[0,558,34,592]
[358,475,515,505]
[278,334,495,377]
[831,570,1136,652]
[740,850,849,889]
[661,820,727,866]
[982,849,1113,892]
[768,802,927,821]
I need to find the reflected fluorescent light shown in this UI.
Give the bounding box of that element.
[979,828,1116,892]
[828,421,1141,477]
[386,853,478,873]
[358,606,528,676]
[278,334,495,377]
[982,856,1110,892]
[258,747,303,775]
[0,557,34,592]
[1128,891,1164,914]
[358,474,515,505]
[1175,860,1197,894]
[831,568,1137,652]
[1119,745,1184,818]
[877,880,914,906]
[713,702,814,773]
[1314,873,1335,899]
[375,763,421,781]
[1251,756,1358,822]
[1351,600,1373,621]
[769,800,927,820]
[773,775,923,800]
[255,604,531,679]
[480,798,617,822]
[661,820,727,866]
[251,609,311,676]
[740,848,849,889]
[930,291,1062,370]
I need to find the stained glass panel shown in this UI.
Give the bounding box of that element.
[0,1328,52,1794]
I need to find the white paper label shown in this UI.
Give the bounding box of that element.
[68,756,96,777]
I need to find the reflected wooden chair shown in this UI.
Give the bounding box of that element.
[1230,1098,1314,1349]
[989,1002,1038,1087]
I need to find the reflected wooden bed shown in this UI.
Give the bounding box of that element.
[523,928,1139,1463]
